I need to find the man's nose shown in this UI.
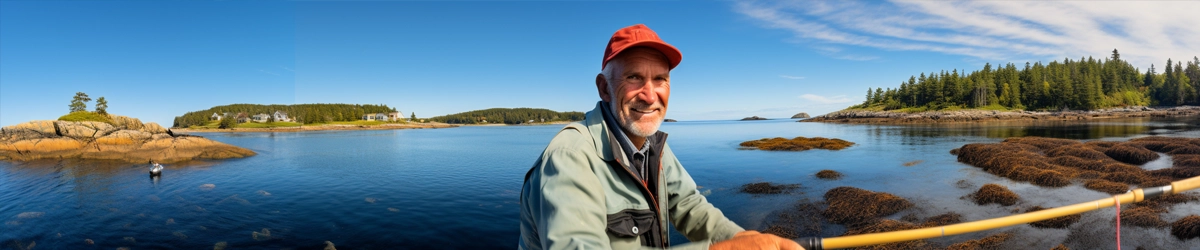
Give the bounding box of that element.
[635,81,658,105]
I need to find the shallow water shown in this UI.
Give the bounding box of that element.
[2,116,1199,249]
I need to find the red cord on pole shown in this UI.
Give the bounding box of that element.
[1114,196,1121,250]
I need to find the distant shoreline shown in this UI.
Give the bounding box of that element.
[459,121,572,126]
[802,106,1200,124]
[173,122,458,133]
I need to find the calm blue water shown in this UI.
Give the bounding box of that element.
[3,117,1199,249]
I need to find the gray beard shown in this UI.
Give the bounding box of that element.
[609,101,662,138]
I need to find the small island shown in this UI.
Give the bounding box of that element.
[0,93,254,163]
[805,50,1200,124]
[740,116,769,121]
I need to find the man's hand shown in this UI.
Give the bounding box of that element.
[710,230,804,250]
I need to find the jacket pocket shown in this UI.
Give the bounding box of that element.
[606,209,656,238]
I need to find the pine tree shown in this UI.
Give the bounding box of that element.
[95,97,108,115]
[69,92,91,113]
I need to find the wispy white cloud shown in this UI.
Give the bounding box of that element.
[733,0,1200,67]
[779,75,806,80]
[799,94,852,104]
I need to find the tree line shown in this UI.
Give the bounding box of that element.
[428,108,584,124]
[173,103,397,127]
[855,50,1200,111]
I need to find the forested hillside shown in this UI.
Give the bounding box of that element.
[428,108,584,124]
[855,50,1199,111]
[173,104,397,127]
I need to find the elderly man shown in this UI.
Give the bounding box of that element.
[519,24,803,250]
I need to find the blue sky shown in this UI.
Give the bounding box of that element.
[3,0,1198,127]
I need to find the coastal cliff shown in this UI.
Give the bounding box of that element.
[803,106,1200,124]
[0,118,255,164]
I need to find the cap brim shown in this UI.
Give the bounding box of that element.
[606,41,682,70]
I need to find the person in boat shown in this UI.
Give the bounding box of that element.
[518,24,802,250]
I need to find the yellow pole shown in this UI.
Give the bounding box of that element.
[801,176,1200,250]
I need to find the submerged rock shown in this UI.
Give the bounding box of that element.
[0,119,255,164]
[252,228,271,241]
[740,116,768,121]
[16,212,44,219]
[739,182,800,194]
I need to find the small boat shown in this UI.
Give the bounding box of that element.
[149,162,163,176]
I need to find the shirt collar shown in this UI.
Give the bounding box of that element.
[601,102,652,156]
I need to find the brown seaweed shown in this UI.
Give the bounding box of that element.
[739,137,854,151]
[970,184,1020,206]
[1083,179,1129,194]
[944,233,1011,250]
[816,169,844,180]
[740,182,800,194]
[1170,215,1200,240]
[823,187,913,225]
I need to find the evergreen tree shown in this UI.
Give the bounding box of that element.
[95,97,108,115]
[69,92,91,113]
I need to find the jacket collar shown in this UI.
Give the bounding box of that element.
[585,101,620,163]
[584,101,669,165]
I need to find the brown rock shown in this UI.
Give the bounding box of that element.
[107,114,144,130]
[55,121,117,139]
[141,122,167,134]
[1,121,254,163]
[2,120,58,135]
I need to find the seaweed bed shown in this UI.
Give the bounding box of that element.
[955,136,1199,190]
[815,169,843,180]
[756,136,1200,249]
[955,136,1200,233]
[969,184,1020,206]
[822,187,913,226]
[1172,215,1200,240]
[739,137,854,151]
[739,182,800,194]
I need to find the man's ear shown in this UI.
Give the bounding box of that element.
[596,74,612,102]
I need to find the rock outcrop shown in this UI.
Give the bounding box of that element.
[803,106,1200,124]
[1,119,254,164]
[791,113,810,119]
[740,116,769,121]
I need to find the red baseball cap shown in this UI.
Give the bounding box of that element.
[602,24,682,70]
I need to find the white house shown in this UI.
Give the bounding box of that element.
[272,111,290,122]
[387,111,404,121]
[211,113,222,121]
[252,113,271,123]
[374,113,387,121]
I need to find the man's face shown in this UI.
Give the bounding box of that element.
[600,47,671,138]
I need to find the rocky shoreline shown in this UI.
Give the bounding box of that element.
[802,106,1200,124]
[172,122,459,133]
[1,117,255,164]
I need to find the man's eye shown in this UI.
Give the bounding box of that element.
[626,75,641,80]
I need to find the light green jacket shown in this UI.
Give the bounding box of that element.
[519,102,743,250]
